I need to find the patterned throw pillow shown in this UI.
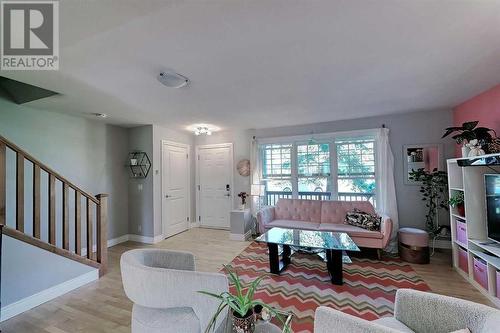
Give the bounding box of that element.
[345,209,381,231]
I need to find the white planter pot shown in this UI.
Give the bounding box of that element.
[461,145,470,158]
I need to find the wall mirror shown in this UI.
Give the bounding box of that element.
[403,144,443,185]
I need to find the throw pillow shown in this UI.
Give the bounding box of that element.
[345,209,381,231]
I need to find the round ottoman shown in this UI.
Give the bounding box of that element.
[398,228,430,264]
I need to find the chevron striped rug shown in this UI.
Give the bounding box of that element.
[224,242,431,333]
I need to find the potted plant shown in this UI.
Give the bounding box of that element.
[409,168,449,235]
[449,191,465,217]
[199,265,290,333]
[442,121,495,157]
[238,192,248,210]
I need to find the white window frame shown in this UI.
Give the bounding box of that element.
[258,129,380,205]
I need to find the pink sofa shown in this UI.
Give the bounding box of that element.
[257,199,392,250]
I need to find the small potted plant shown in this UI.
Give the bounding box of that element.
[449,191,465,217]
[442,121,494,157]
[199,266,290,333]
[238,192,248,210]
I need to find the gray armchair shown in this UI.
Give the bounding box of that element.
[120,249,229,333]
[314,289,500,333]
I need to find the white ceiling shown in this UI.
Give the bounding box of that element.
[3,0,500,132]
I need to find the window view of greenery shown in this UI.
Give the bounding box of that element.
[336,139,376,204]
[262,144,293,204]
[261,137,376,205]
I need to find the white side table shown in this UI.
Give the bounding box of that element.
[230,209,252,241]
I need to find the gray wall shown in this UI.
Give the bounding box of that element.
[2,235,96,307]
[128,125,195,238]
[0,95,129,241]
[254,109,455,229]
[127,125,154,237]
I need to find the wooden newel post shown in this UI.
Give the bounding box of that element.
[96,194,108,277]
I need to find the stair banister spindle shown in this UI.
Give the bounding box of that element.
[0,141,5,226]
[96,194,108,276]
[16,152,24,232]
[86,198,93,260]
[48,174,56,245]
[63,183,69,250]
[75,191,82,255]
[33,165,41,238]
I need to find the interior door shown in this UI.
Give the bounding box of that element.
[198,145,232,229]
[162,142,189,238]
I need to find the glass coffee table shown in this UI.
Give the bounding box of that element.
[255,227,360,285]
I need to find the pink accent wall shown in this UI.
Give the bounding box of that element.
[453,84,500,156]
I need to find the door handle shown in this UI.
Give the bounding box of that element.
[165,194,170,198]
[225,193,231,197]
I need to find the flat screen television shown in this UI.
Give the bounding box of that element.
[486,174,500,243]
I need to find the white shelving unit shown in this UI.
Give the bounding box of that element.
[448,153,500,307]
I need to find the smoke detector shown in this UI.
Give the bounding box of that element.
[157,71,189,88]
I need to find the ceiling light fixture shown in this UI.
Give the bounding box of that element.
[194,126,212,136]
[157,70,189,88]
[92,113,107,118]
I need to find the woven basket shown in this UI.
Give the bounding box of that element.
[487,138,500,154]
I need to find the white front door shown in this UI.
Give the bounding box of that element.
[162,142,190,238]
[197,144,233,229]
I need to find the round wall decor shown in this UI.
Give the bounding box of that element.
[236,159,250,177]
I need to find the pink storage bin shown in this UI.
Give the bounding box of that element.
[473,257,488,290]
[456,220,467,245]
[458,247,468,273]
[496,271,500,299]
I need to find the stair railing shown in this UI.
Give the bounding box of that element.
[0,135,108,276]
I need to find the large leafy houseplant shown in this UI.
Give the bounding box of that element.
[442,121,494,145]
[409,168,449,234]
[199,265,291,333]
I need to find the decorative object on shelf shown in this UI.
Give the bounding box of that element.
[403,144,443,185]
[449,191,465,217]
[466,139,485,157]
[127,151,151,178]
[237,159,251,177]
[238,192,248,210]
[199,265,290,333]
[441,121,495,157]
[487,137,500,154]
[409,168,449,234]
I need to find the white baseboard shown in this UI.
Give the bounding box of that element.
[1,270,99,322]
[81,234,130,256]
[229,230,252,241]
[128,234,164,244]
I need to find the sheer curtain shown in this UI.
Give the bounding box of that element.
[375,128,399,253]
[250,136,262,215]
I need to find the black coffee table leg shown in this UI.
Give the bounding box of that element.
[268,243,291,275]
[326,249,343,285]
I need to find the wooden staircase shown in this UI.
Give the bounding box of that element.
[0,135,108,276]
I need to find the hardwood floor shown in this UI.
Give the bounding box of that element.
[1,228,493,332]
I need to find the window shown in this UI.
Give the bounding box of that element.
[297,143,332,200]
[260,135,377,206]
[336,137,376,204]
[261,144,293,205]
